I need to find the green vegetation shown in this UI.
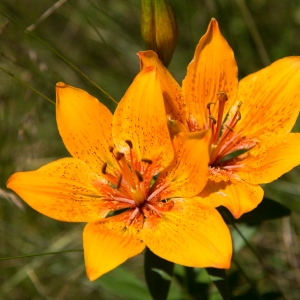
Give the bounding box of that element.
[1,0,300,299]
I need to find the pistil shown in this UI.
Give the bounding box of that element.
[209,100,243,165]
[211,92,228,144]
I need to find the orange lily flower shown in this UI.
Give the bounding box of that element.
[138,19,300,218]
[7,67,232,281]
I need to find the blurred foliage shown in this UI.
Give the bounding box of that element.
[1,0,300,299]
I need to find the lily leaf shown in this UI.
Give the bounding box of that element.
[218,197,291,225]
[144,247,174,300]
[97,265,151,300]
[206,268,230,300]
[237,197,291,224]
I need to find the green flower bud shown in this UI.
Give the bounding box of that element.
[141,0,178,67]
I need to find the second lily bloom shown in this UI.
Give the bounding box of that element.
[139,18,300,218]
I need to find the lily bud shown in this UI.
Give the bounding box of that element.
[141,0,178,67]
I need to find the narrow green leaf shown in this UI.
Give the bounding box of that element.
[144,247,174,300]
[151,268,172,281]
[206,268,230,300]
[0,65,55,105]
[0,249,83,261]
[0,9,118,106]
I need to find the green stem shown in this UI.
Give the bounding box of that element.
[224,211,288,300]
[232,258,263,300]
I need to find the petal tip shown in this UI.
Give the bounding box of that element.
[56,82,67,88]
[6,173,18,190]
[86,267,101,281]
[137,50,157,59]
[209,18,219,31]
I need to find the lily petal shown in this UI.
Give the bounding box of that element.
[234,57,300,140]
[182,19,238,130]
[232,133,300,184]
[199,168,264,218]
[142,198,232,269]
[138,50,187,127]
[83,211,145,281]
[6,158,113,222]
[56,82,115,175]
[152,130,211,199]
[113,67,174,172]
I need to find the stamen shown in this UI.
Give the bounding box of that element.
[224,124,233,131]
[101,162,107,174]
[226,102,243,130]
[116,175,122,189]
[125,140,133,149]
[141,158,152,165]
[207,102,216,109]
[126,207,140,226]
[147,182,170,202]
[109,146,114,153]
[116,152,125,160]
[146,203,162,217]
[207,102,215,117]
[135,170,143,182]
[209,115,217,124]
[127,141,135,173]
[209,101,243,165]
[113,197,136,205]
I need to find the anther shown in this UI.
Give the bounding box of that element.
[125,140,133,149]
[217,91,228,102]
[209,115,217,124]
[135,170,143,182]
[207,102,216,109]
[109,146,114,153]
[141,158,152,165]
[116,174,122,189]
[116,152,125,160]
[101,162,107,174]
[224,124,233,131]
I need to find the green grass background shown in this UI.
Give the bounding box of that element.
[1,0,300,299]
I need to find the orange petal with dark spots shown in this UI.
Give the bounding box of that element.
[152,130,211,199]
[232,133,300,185]
[56,82,116,175]
[83,211,145,281]
[142,198,232,268]
[6,158,114,222]
[138,50,187,128]
[182,19,238,130]
[199,168,264,218]
[233,57,300,141]
[113,67,174,173]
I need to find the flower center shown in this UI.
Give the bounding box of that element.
[188,92,243,166]
[94,140,173,226]
[107,140,154,206]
